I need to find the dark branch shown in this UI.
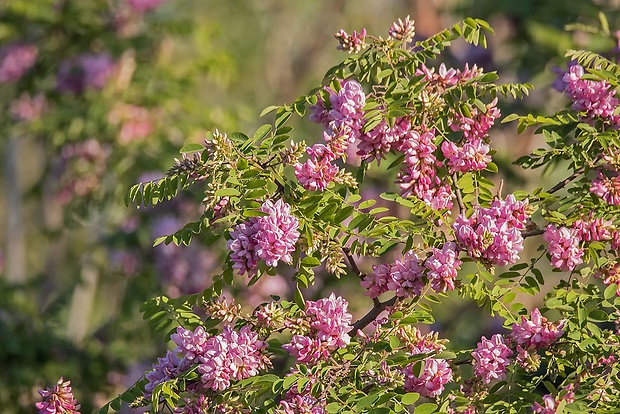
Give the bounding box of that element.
[342,247,363,280]
[349,296,398,336]
[521,228,545,238]
[547,168,584,194]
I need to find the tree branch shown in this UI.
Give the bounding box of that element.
[453,173,465,214]
[547,168,584,194]
[521,228,545,238]
[349,296,398,336]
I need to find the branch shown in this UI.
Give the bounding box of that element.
[349,296,398,336]
[342,247,363,280]
[547,168,584,194]
[453,173,465,214]
[521,228,545,238]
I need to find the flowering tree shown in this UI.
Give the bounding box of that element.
[38,15,620,414]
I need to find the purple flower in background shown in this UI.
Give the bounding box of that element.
[57,53,116,94]
[0,43,38,83]
[36,377,81,414]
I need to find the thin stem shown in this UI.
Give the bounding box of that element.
[547,168,584,194]
[342,247,363,280]
[453,173,466,214]
[521,228,545,238]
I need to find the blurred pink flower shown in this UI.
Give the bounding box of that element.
[127,0,167,12]
[10,93,47,122]
[0,43,38,83]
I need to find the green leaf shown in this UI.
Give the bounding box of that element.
[414,403,438,414]
[253,124,273,141]
[215,188,241,197]
[180,143,204,153]
[401,392,420,405]
[260,105,280,117]
[325,402,342,413]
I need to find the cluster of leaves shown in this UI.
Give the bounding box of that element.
[114,15,620,414]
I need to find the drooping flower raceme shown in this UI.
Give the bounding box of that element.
[454,195,529,266]
[403,358,453,398]
[282,294,353,364]
[228,199,299,276]
[198,325,269,392]
[510,308,565,350]
[294,144,339,191]
[562,64,620,126]
[543,225,583,272]
[449,98,501,140]
[590,171,620,206]
[425,242,462,293]
[441,138,492,173]
[0,43,38,83]
[471,334,513,384]
[36,377,81,414]
[171,325,209,361]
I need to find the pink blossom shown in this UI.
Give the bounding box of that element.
[357,117,412,164]
[127,0,167,12]
[0,43,38,83]
[309,80,366,141]
[227,199,299,276]
[305,293,353,348]
[416,63,459,86]
[531,388,575,414]
[171,326,209,361]
[510,308,565,349]
[198,325,269,391]
[294,144,339,191]
[334,28,367,54]
[403,358,453,398]
[389,16,416,44]
[590,171,620,205]
[360,262,392,298]
[278,373,326,414]
[36,377,81,414]
[108,104,153,144]
[145,350,187,397]
[563,64,620,126]
[596,262,620,297]
[282,335,329,364]
[425,242,462,293]
[388,250,426,297]
[441,138,491,173]
[454,195,529,266]
[10,93,47,122]
[449,98,500,140]
[471,334,512,384]
[572,216,613,242]
[174,394,209,414]
[543,225,583,271]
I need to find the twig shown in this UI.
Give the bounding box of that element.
[453,173,466,213]
[349,296,398,336]
[342,247,363,280]
[521,228,545,238]
[547,168,584,194]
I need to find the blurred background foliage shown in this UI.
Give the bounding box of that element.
[1,0,620,412]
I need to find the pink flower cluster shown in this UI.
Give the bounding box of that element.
[562,64,620,126]
[303,79,366,190]
[197,325,269,391]
[543,225,583,272]
[361,243,462,298]
[0,43,38,83]
[36,377,81,414]
[510,308,565,350]
[171,325,209,361]
[108,103,154,144]
[396,127,454,210]
[294,144,339,191]
[471,334,512,384]
[145,350,187,398]
[573,216,613,242]
[57,53,116,95]
[417,63,483,87]
[596,261,620,297]
[590,171,620,205]
[388,15,416,44]
[334,28,367,54]
[228,199,299,276]
[282,294,353,364]
[441,138,491,174]
[453,195,529,266]
[403,358,453,398]
[10,92,47,122]
[449,98,501,141]
[531,387,575,414]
